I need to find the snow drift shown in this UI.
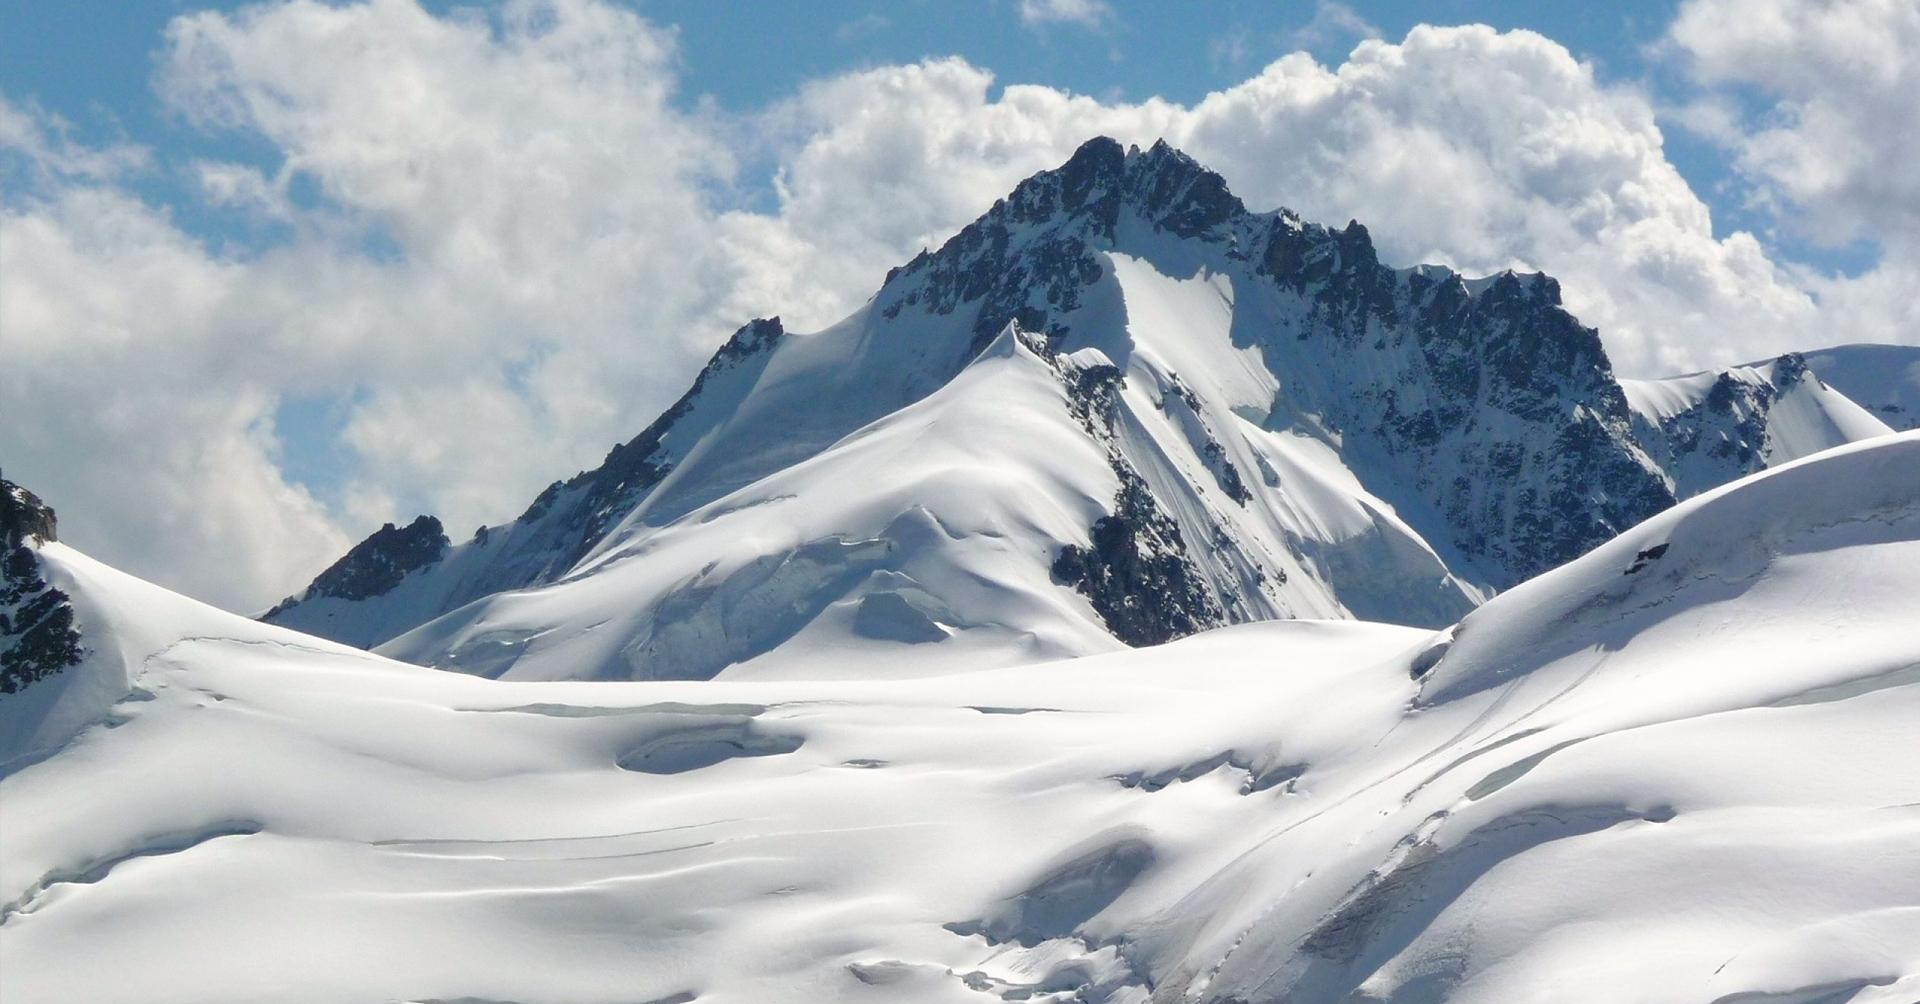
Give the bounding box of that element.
[5,433,1917,1003]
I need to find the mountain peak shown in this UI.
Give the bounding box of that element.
[273,514,449,611]
[991,135,1246,236]
[1,476,58,548]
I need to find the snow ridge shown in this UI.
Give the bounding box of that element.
[1624,352,1893,498]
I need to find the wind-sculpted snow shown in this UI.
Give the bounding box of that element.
[5,433,1919,1003]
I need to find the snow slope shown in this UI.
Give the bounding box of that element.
[267,138,1697,678]
[1623,352,1892,498]
[1803,343,1920,432]
[6,432,1917,1003]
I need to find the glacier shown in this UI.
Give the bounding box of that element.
[3,434,1917,1002]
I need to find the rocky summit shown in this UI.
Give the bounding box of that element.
[0,478,83,695]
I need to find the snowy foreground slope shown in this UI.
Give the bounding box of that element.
[265,138,1905,679]
[6,433,1918,1004]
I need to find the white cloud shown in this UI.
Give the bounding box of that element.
[1668,0,1920,250]
[5,1,1911,611]
[5,0,739,609]
[0,98,151,182]
[1018,0,1110,30]
[1665,0,1920,352]
[0,179,350,609]
[1289,1,1381,49]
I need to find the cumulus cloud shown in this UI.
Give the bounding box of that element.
[0,171,351,609]
[1668,0,1920,249]
[4,0,1909,611]
[5,0,739,609]
[1289,1,1381,49]
[1666,0,1920,349]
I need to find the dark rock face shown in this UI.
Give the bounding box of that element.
[2,480,58,547]
[1,478,84,694]
[529,316,786,543]
[882,138,1247,357]
[1252,225,1675,587]
[286,515,450,606]
[1046,351,1226,646]
[1636,354,1815,499]
[1051,473,1225,647]
[886,136,1673,590]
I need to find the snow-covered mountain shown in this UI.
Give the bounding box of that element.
[1623,352,1893,498]
[6,432,1917,1003]
[264,138,1724,680]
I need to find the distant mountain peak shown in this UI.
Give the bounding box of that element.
[1,476,58,548]
[261,140,1894,677]
[268,515,448,613]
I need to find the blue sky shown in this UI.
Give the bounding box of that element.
[4,0,1915,609]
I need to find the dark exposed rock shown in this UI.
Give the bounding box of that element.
[1,477,84,695]
[1050,472,1225,647]
[515,316,786,554]
[1624,542,1669,575]
[883,136,1675,590]
[1251,218,1674,586]
[881,137,1247,360]
[2,477,58,548]
[1046,354,1226,646]
[282,515,449,607]
[1633,354,1817,499]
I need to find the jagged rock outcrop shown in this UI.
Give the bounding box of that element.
[272,515,449,610]
[1,478,83,694]
[1043,345,1225,645]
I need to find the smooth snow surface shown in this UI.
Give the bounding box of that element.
[5,433,1918,1004]
[1803,343,1920,432]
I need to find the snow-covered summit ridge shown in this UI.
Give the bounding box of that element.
[263,137,1879,678]
[1801,342,1920,432]
[1624,351,1893,499]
